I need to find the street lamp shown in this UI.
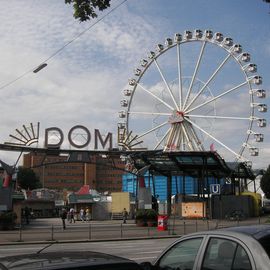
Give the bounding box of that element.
[33,63,47,73]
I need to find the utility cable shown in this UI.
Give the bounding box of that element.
[0,0,128,91]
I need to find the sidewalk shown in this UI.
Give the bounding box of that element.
[0,216,269,245]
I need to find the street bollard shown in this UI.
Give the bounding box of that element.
[120,223,123,238]
[88,224,91,240]
[19,224,22,242]
[195,220,198,232]
[183,221,186,235]
[207,220,209,231]
[51,225,54,241]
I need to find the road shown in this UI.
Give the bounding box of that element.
[0,238,176,263]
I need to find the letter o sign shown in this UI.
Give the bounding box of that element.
[68,125,91,148]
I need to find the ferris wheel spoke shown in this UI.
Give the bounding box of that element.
[182,121,204,151]
[184,53,231,112]
[182,41,206,110]
[155,127,171,150]
[180,125,186,150]
[185,117,247,161]
[189,114,251,121]
[128,111,171,116]
[176,44,183,110]
[137,82,174,110]
[181,122,196,151]
[154,59,179,110]
[188,122,205,151]
[136,121,168,140]
[185,81,248,114]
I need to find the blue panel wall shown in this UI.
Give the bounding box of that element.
[122,173,221,202]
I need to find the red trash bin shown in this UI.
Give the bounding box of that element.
[157,215,168,231]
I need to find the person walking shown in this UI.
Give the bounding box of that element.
[80,208,85,222]
[24,206,30,225]
[69,208,76,223]
[122,208,128,224]
[85,207,91,222]
[61,208,67,229]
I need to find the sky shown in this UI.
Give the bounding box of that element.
[0,0,269,170]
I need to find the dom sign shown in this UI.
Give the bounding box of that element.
[44,125,113,150]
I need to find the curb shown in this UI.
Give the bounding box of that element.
[0,235,179,246]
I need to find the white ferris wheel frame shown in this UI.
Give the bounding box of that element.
[118,29,267,164]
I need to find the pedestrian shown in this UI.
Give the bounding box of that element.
[122,208,128,224]
[24,206,30,225]
[80,208,85,222]
[69,208,76,223]
[67,211,71,223]
[61,208,67,229]
[85,207,91,222]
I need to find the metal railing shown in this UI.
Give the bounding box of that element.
[0,216,268,244]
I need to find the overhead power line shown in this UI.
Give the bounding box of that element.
[0,0,128,91]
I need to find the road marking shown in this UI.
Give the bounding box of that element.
[0,247,42,251]
[130,256,157,261]
[136,251,163,254]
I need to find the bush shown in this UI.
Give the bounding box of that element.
[145,209,158,221]
[135,209,147,220]
[0,211,17,230]
[136,209,158,220]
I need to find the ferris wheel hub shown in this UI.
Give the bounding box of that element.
[168,110,185,124]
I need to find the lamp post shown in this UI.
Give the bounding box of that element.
[33,63,47,73]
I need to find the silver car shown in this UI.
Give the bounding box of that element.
[142,224,270,270]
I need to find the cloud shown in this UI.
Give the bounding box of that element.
[0,0,269,170]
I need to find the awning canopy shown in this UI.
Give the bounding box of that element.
[128,150,254,179]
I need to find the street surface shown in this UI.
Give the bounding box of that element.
[0,238,176,263]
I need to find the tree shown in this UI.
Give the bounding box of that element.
[65,0,111,22]
[17,167,42,190]
[260,165,270,198]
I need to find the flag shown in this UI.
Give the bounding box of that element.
[210,143,215,152]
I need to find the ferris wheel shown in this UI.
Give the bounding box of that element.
[118,29,267,164]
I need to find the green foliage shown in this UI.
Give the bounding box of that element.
[0,211,17,230]
[261,165,270,199]
[145,209,158,220]
[17,167,42,190]
[135,209,158,221]
[135,209,147,220]
[65,0,111,22]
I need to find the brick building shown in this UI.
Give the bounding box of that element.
[23,153,125,193]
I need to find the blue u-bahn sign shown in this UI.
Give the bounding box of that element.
[210,184,220,195]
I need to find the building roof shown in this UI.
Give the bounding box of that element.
[76,185,90,195]
[68,193,95,204]
[128,150,254,179]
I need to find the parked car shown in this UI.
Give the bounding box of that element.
[0,250,143,270]
[141,225,270,270]
[262,198,270,213]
